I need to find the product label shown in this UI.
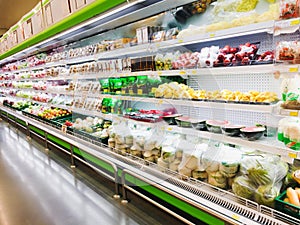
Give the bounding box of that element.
[289,67,298,73]
[151,87,157,93]
[288,152,297,159]
[129,90,134,95]
[138,89,143,95]
[290,19,300,26]
[290,111,299,117]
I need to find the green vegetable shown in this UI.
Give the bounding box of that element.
[254,184,279,208]
[232,176,255,199]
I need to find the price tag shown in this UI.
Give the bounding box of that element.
[288,152,297,159]
[289,67,298,73]
[209,33,215,38]
[137,89,143,95]
[167,127,173,131]
[191,70,197,75]
[156,43,160,47]
[158,99,163,105]
[179,70,186,75]
[231,214,240,221]
[61,125,67,134]
[290,18,300,26]
[290,111,299,117]
[157,71,163,76]
[178,39,184,43]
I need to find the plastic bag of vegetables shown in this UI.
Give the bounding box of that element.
[232,153,288,207]
[177,142,207,178]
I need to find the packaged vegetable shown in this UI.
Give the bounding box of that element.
[280,0,300,19]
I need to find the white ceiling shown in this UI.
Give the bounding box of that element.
[0,0,40,34]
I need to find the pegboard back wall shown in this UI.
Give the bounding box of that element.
[164,32,274,54]
[129,100,269,126]
[188,73,280,95]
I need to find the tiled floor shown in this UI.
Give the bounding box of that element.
[0,122,184,225]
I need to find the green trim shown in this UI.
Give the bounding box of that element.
[10,24,19,32]
[0,0,126,60]
[2,34,8,39]
[47,134,70,150]
[16,118,26,126]
[73,148,115,173]
[22,11,35,22]
[125,174,225,225]
[8,113,14,120]
[29,125,45,136]
[42,0,50,6]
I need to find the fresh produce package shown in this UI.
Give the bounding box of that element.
[201,144,242,189]
[232,153,288,207]
[278,117,300,150]
[157,133,183,171]
[276,41,300,63]
[279,0,300,19]
[281,77,300,109]
[177,142,208,179]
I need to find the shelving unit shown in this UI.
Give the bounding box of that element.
[1,0,300,224]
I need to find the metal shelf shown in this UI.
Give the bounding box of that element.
[69,107,298,163]
[1,105,299,225]
[1,64,276,83]
[100,94,279,113]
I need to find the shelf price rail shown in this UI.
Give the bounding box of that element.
[0,106,299,225]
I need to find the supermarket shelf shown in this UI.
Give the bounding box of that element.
[164,126,298,163]
[0,88,281,114]
[66,55,97,65]
[67,108,298,163]
[0,64,276,83]
[100,94,279,113]
[1,105,299,225]
[95,21,275,60]
[274,17,300,36]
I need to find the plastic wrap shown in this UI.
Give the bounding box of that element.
[233,153,288,207]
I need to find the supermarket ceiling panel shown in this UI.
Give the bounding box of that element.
[0,0,39,33]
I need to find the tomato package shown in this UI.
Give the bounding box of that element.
[280,0,300,19]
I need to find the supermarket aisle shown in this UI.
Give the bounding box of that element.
[0,122,171,225]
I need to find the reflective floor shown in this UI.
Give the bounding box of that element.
[0,122,184,225]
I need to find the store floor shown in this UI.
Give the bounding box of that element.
[0,121,187,225]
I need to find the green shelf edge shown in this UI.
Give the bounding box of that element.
[125,174,225,225]
[6,111,225,224]
[29,125,45,136]
[16,118,26,126]
[0,0,127,60]
[45,135,224,224]
[73,147,115,173]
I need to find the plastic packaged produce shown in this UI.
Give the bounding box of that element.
[201,144,242,188]
[276,41,299,61]
[278,117,300,150]
[157,134,183,171]
[233,153,288,207]
[280,0,300,19]
[281,76,300,108]
[178,142,208,178]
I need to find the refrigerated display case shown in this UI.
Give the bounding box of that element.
[1,0,300,224]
